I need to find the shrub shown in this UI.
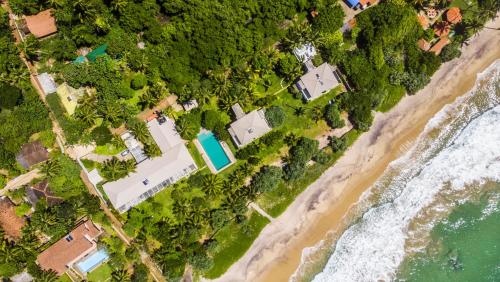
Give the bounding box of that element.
[265,106,285,128]
[324,103,345,129]
[130,73,147,90]
[90,126,112,146]
[236,143,261,159]
[313,150,331,164]
[213,122,230,141]
[202,110,221,130]
[0,83,22,110]
[330,136,347,153]
[440,42,461,62]
[250,166,283,194]
[261,130,284,147]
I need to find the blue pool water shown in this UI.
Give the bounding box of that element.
[76,249,109,273]
[198,132,231,171]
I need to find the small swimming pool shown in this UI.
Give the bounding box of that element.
[198,132,231,171]
[76,249,109,273]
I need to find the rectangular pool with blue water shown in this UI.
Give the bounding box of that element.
[197,132,231,171]
[76,249,109,274]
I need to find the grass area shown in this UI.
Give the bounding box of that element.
[57,274,72,282]
[258,130,361,217]
[204,212,270,279]
[87,263,112,282]
[81,158,98,170]
[46,94,84,144]
[94,143,126,156]
[187,141,206,168]
[376,86,406,112]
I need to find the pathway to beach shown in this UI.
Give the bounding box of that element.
[210,15,500,282]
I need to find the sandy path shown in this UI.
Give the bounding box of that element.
[210,16,500,282]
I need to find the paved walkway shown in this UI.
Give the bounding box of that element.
[249,202,274,222]
[1,169,42,195]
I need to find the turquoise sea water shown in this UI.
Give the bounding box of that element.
[293,61,500,282]
[397,189,500,282]
[198,131,230,170]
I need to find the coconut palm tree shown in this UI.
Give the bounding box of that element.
[294,106,306,117]
[110,0,129,14]
[111,268,130,282]
[0,240,21,264]
[73,0,97,23]
[310,105,324,123]
[201,175,223,198]
[42,160,61,178]
[128,120,149,143]
[101,157,125,180]
[75,104,98,126]
[218,93,237,112]
[38,270,58,282]
[176,118,196,140]
[138,90,160,110]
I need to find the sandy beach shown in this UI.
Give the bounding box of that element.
[211,16,500,282]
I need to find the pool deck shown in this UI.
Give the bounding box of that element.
[194,133,236,174]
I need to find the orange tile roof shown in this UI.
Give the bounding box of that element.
[446,7,462,24]
[430,37,450,55]
[24,9,57,38]
[360,0,377,6]
[0,197,25,241]
[434,22,451,37]
[37,220,102,276]
[417,14,429,30]
[418,39,431,51]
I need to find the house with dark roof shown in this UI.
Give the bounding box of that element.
[36,220,103,276]
[26,180,63,207]
[23,9,57,39]
[296,63,342,101]
[0,197,25,241]
[16,141,49,169]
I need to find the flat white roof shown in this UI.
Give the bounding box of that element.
[103,118,197,212]
[37,73,57,95]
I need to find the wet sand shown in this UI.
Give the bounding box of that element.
[210,16,500,282]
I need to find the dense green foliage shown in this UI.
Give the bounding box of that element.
[0,10,51,171]
[265,106,286,128]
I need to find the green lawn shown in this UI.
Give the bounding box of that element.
[257,130,361,217]
[94,143,126,156]
[376,86,406,113]
[87,263,112,282]
[187,141,206,168]
[204,212,270,279]
[57,274,72,282]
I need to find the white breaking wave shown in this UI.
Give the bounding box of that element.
[311,63,500,282]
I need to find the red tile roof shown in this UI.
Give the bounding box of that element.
[430,37,451,55]
[446,7,462,24]
[418,39,431,51]
[0,197,25,240]
[24,9,57,38]
[417,14,429,30]
[37,220,102,276]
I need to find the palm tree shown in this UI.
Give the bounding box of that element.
[294,106,306,117]
[111,268,130,282]
[163,106,176,120]
[128,120,149,143]
[0,240,21,264]
[102,157,126,180]
[73,0,97,23]
[201,175,223,197]
[42,160,61,178]
[138,90,160,110]
[75,104,97,126]
[20,35,39,61]
[110,0,129,14]
[176,118,196,139]
[213,73,232,97]
[38,270,58,282]
[219,93,237,112]
[310,105,324,123]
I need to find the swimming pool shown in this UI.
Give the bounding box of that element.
[198,132,231,171]
[76,249,109,273]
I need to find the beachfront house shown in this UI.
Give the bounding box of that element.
[103,116,197,213]
[36,220,105,277]
[296,63,342,101]
[21,9,57,40]
[228,103,272,148]
[56,83,86,116]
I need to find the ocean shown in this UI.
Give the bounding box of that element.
[292,60,500,282]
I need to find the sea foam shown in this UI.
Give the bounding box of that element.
[310,62,500,282]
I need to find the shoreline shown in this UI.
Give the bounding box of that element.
[211,15,500,282]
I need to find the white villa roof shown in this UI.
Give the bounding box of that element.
[297,63,341,101]
[228,109,271,148]
[37,73,57,95]
[87,169,103,186]
[293,43,317,63]
[103,118,197,212]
